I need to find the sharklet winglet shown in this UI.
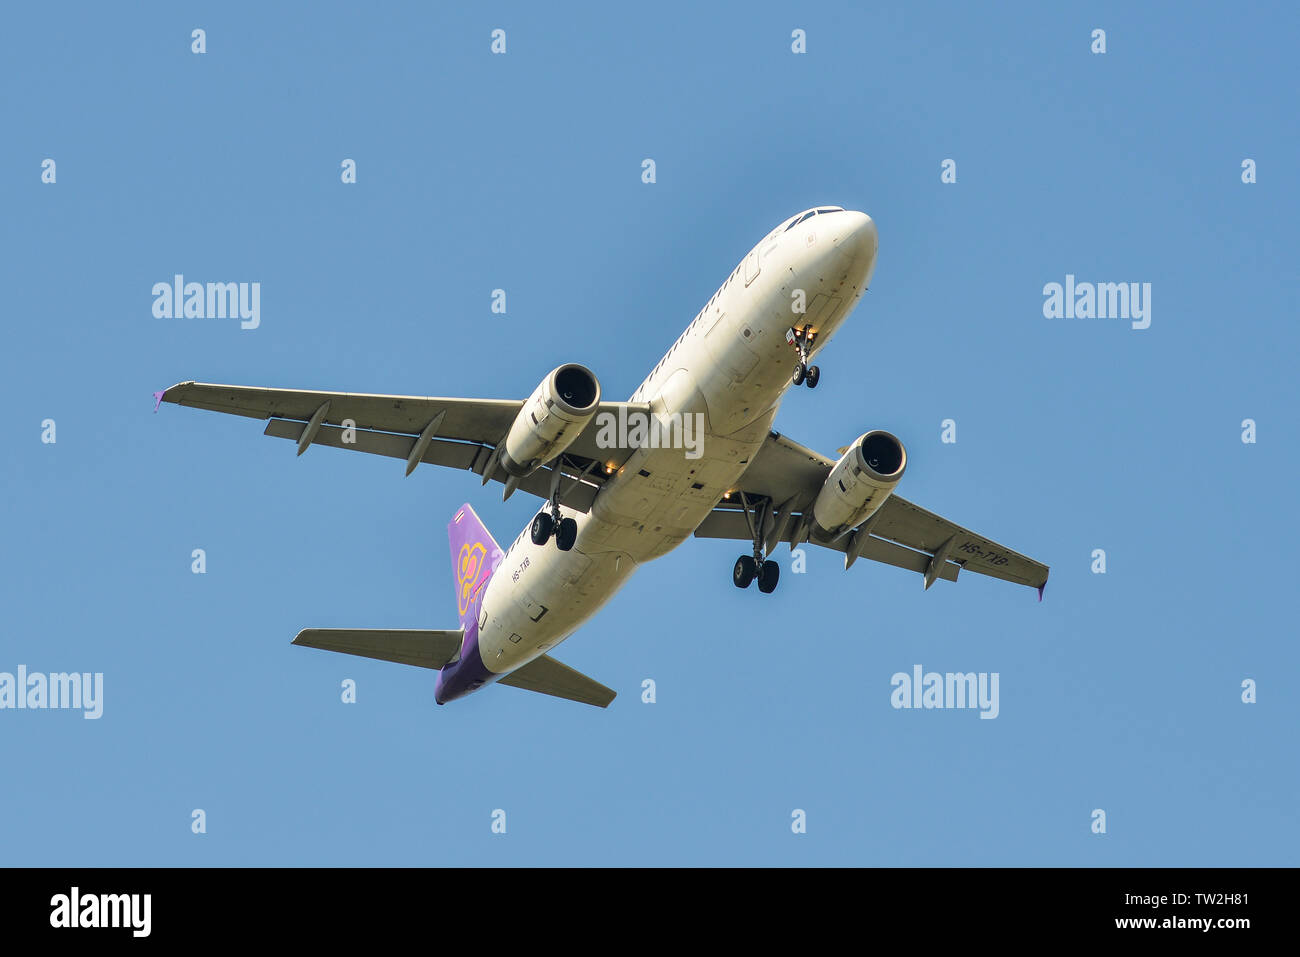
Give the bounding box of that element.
[1037,583,1046,602]
[152,390,165,413]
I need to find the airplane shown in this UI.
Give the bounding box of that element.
[158,206,1048,709]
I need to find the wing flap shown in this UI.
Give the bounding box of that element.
[292,629,464,670]
[262,420,602,512]
[161,381,650,506]
[497,655,616,708]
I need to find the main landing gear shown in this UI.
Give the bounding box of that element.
[787,325,820,389]
[733,554,780,593]
[731,492,780,594]
[531,459,578,551]
[532,509,577,551]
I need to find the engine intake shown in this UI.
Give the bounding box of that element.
[500,364,602,477]
[811,430,907,535]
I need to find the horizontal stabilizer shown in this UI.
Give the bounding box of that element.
[292,629,464,670]
[498,655,616,708]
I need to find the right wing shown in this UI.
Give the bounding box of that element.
[695,430,1049,594]
[160,381,650,513]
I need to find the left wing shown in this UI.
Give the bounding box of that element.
[159,381,649,512]
[695,431,1049,594]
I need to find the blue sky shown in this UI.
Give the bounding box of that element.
[3,1,1297,865]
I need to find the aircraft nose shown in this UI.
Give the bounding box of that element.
[837,211,877,258]
[834,211,878,287]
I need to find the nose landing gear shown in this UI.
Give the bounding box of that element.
[786,325,820,388]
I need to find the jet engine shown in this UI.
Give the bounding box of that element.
[810,430,907,535]
[499,364,602,477]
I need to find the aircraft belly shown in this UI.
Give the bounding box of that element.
[478,541,631,674]
[479,414,775,674]
[472,218,874,680]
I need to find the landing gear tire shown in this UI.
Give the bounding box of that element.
[804,366,820,389]
[556,517,578,551]
[733,555,758,588]
[757,559,780,593]
[530,512,554,545]
[792,363,806,386]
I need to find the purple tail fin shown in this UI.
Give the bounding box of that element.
[448,503,504,632]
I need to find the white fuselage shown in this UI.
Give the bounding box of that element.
[476,208,879,675]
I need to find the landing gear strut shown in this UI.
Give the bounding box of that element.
[787,325,821,389]
[731,492,780,594]
[531,457,579,551]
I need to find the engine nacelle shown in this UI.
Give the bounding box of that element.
[811,430,907,535]
[500,364,602,477]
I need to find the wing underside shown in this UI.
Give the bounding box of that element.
[161,383,1047,591]
[160,381,650,512]
[703,431,1049,593]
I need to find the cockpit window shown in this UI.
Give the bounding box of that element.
[784,207,845,231]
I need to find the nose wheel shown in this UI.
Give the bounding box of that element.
[786,325,821,388]
[792,363,820,388]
